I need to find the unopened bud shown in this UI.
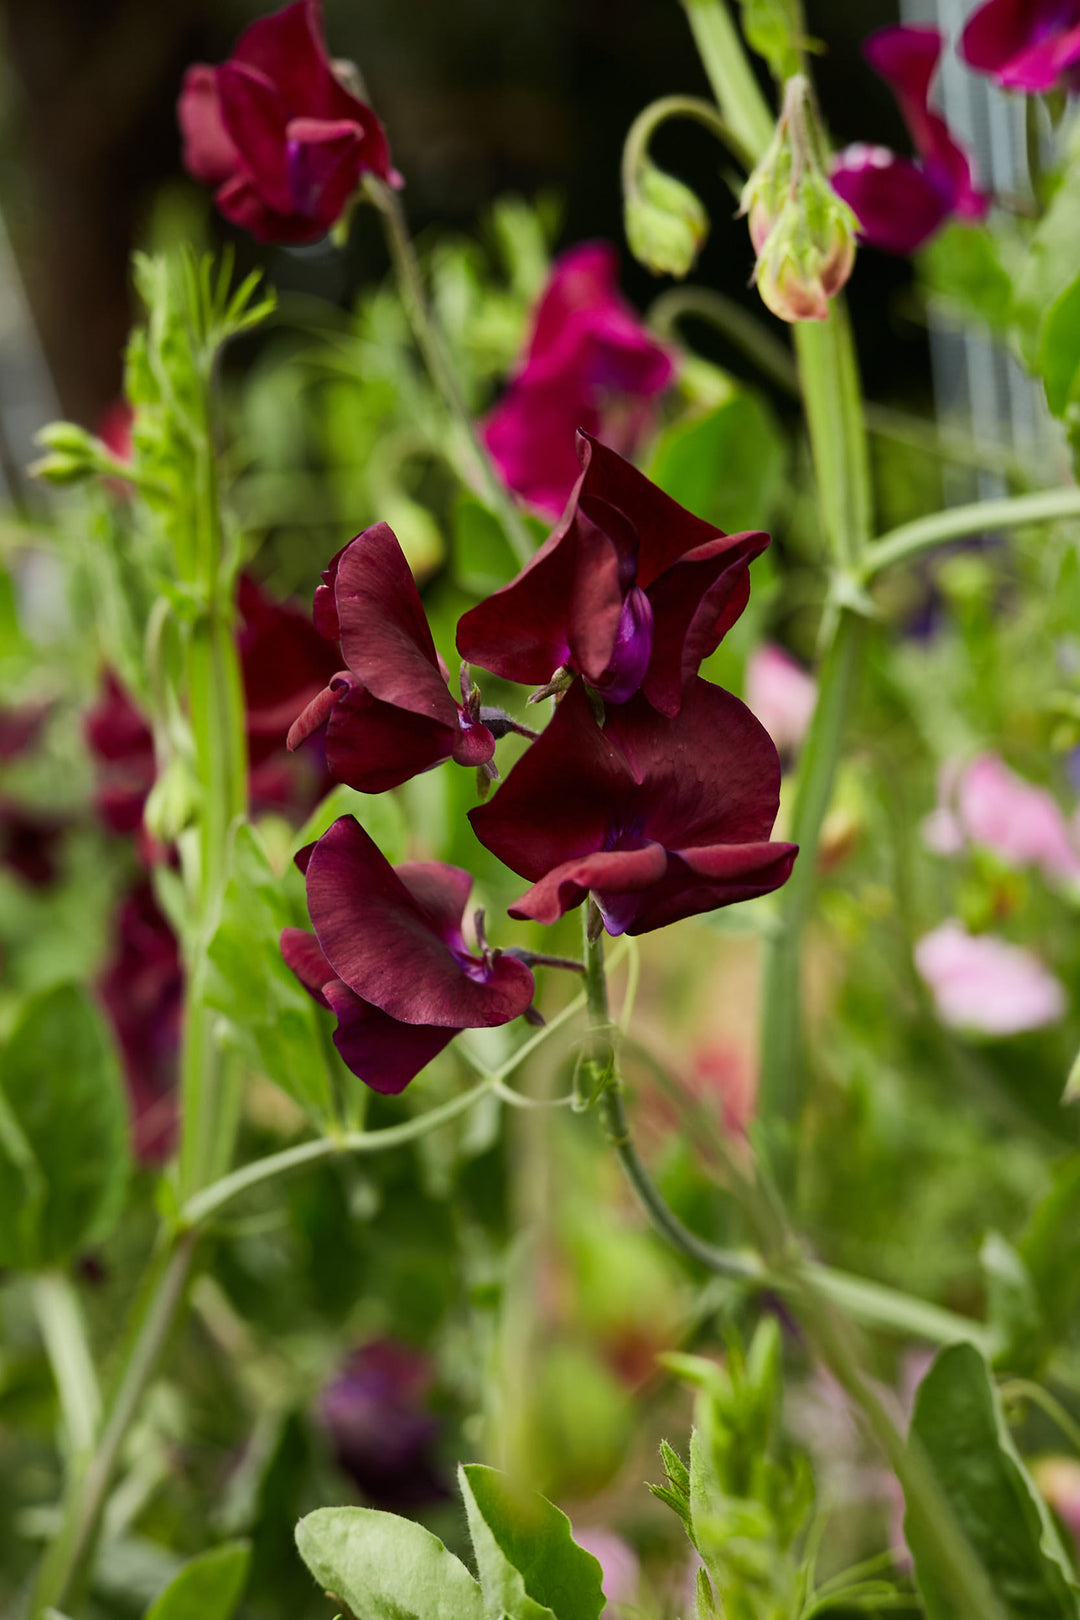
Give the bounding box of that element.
[739,76,858,324]
[30,421,100,484]
[625,160,708,280]
[144,754,200,845]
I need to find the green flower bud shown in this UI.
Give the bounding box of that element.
[144,753,200,845]
[29,420,100,484]
[625,160,709,280]
[739,75,858,324]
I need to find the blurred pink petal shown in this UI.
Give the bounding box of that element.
[1034,1457,1080,1548]
[572,1529,639,1610]
[745,643,817,756]
[914,920,1067,1035]
[923,753,1080,882]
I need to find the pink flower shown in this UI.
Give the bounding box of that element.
[177,0,396,244]
[914,920,1067,1035]
[922,753,1080,883]
[482,243,674,519]
[831,28,987,256]
[961,1,1080,95]
[744,644,816,757]
[1033,1457,1080,1548]
[571,1530,639,1611]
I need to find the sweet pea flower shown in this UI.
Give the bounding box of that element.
[99,878,184,1161]
[0,702,49,760]
[744,643,817,758]
[469,678,797,937]
[483,242,674,518]
[921,752,1080,883]
[288,524,499,792]
[320,1339,448,1511]
[0,799,70,888]
[457,433,768,717]
[961,1,1080,94]
[914,919,1067,1035]
[281,815,536,1093]
[178,0,396,244]
[831,27,988,256]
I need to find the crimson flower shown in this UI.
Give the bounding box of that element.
[483,242,674,518]
[0,703,49,760]
[0,800,70,888]
[288,524,498,791]
[831,27,987,256]
[99,878,184,1162]
[469,679,797,936]
[281,815,536,1093]
[457,433,767,717]
[178,0,396,244]
[961,1,1080,93]
[84,673,158,842]
[320,1339,448,1510]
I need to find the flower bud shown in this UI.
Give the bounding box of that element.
[143,753,200,845]
[30,420,100,484]
[740,77,858,324]
[625,160,709,280]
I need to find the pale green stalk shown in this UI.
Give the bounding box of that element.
[31,1275,102,1457]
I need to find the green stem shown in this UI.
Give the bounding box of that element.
[29,1233,198,1619]
[366,177,535,568]
[793,309,873,569]
[623,94,753,188]
[31,1273,102,1457]
[862,486,1080,582]
[678,0,775,159]
[999,1378,1080,1455]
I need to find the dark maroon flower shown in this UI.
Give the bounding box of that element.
[177,0,397,245]
[0,703,49,760]
[319,1339,448,1510]
[457,433,767,718]
[84,673,159,844]
[482,242,674,518]
[99,878,184,1162]
[281,815,535,1093]
[831,27,988,256]
[288,524,497,792]
[962,0,1080,93]
[469,679,797,937]
[0,799,70,888]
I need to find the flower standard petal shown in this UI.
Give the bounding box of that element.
[217,63,294,215]
[177,65,240,186]
[305,815,535,1027]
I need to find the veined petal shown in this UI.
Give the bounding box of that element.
[642,530,767,716]
[507,843,669,926]
[323,680,458,794]
[218,63,293,214]
[322,980,455,1093]
[280,925,335,1007]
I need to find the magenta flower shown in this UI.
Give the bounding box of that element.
[99,878,184,1162]
[831,27,987,256]
[921,752,1080,884]
[469,679,797,937]
[288,524,498,792]
[457,434,767,717]
[177,0,396,244]
[320,1339,448,1510]
[961,1,1080,94]
[483,242,674,518]
[281,815,536,1093]
[914,920,1067,1035]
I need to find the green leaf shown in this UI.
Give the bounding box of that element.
[206,822,334,1120]
[738,0,801,78]
[453,494,520,596]
[1019,1154,1080,1347]
[1036,274,1080,416]
[1012,135,1080,366]
[145,1542,251,1620]
[980,1233,1045,1374]
[292,784,407,867]
[459,1463,604,1620]
[647,395,784,534]
[0,985,130,1269]
[295,1506,485,1620]
[919,223,1015,338]
[904,1343,1080,1619]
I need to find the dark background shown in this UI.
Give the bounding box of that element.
[0,0,915,427]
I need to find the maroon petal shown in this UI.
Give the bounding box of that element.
[281,925,336,1007]
[285,116,364,226]
[322,980,454,1094]
[231,0,340,119]
[238,573,341,761]
[395,862,474,951]
[333,525,458,729]
[178,64,241,187]
[575,433,720,587]
[287,678,344,752]
[468,680,630,882]
[306,815,535,1027]
[313,543,348,640]
[323,679,458,793]
[481,378,596,519]
[218,62,293,215]
[215,173,327,244]
[830,147,954,255]
[618,841,798,935]
[508,843,669,926]
[450,714,496,769]
[642,531,768,717]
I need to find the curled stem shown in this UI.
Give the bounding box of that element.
[622,94,753,194]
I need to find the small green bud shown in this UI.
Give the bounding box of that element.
[144,753,200,845]
[740,75,858,324]
[625,160,709,279]
[30,420,100,484]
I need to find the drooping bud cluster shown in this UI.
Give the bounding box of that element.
[739,75,858,323]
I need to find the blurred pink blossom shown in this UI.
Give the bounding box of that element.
[914,920,1067,1035]
[744,644,816,757]
[573,1529,639,1611]
[1033,1457,1080,1549]
[922,753,1080,882]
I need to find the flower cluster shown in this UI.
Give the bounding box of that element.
[831,26,987,257]
[283,434,796,1093]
